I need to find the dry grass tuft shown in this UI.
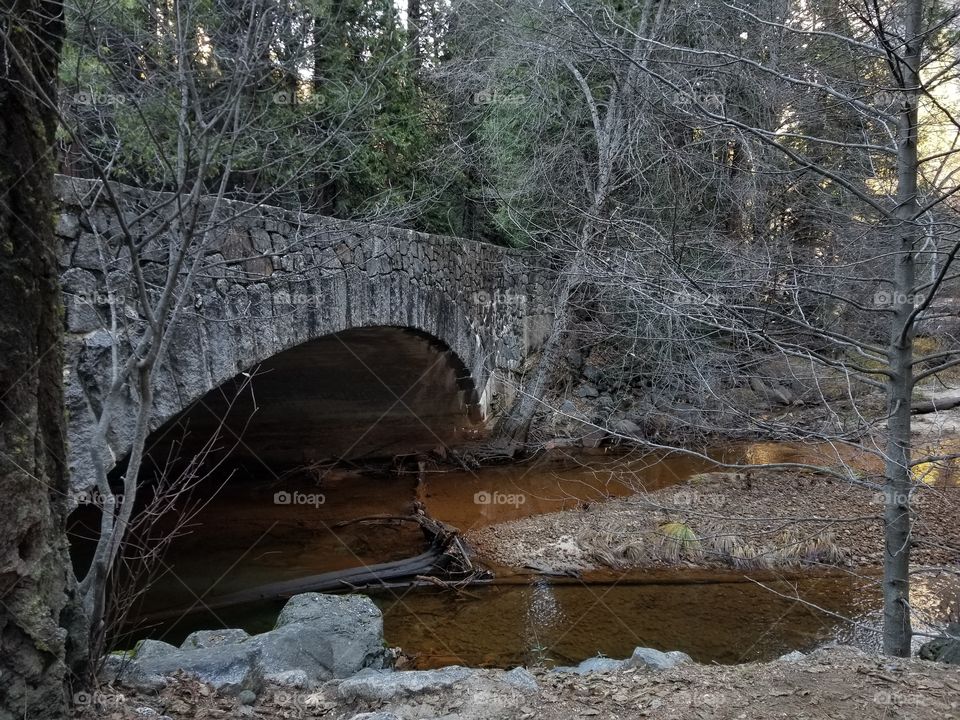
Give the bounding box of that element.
[773,527,846,566]
[578,530,651,568]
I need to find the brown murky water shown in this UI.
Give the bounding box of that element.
[376,574,875,667]
[418,447,734,531]
[69,443,958,666]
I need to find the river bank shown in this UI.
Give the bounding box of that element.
[78,644,960,720]
[465,467,960,574]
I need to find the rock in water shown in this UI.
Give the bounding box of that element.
[624,647,692,670]
[918,623,960,665]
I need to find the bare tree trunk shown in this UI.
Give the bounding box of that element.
[0,0,69,715]
[882,0,924,658]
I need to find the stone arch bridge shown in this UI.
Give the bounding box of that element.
[55,177,555,489]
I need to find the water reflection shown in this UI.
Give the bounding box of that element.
[374,573,889,668]
[524,579,565,663]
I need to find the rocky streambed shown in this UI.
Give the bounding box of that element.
[105,593,690,695]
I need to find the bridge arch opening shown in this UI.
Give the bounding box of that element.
[69,327,489,634]
[141,326,485,476]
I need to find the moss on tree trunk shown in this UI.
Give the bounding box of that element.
[0,0,69,716]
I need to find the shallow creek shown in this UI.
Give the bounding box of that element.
[68,442,956,667]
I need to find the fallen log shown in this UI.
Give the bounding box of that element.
[203,548,445,609]
[133,512,483,624]
[135,549,447,624]
[912,396,960,415]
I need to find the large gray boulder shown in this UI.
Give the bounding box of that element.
[253,622,380,684]
[136,642,262,695]
[181,629,251,650]
[266,593,386,679]
[106,593,387,693]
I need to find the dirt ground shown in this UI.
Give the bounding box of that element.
[75,646,960,720]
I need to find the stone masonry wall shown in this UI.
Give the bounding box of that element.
[54,176,555,490]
